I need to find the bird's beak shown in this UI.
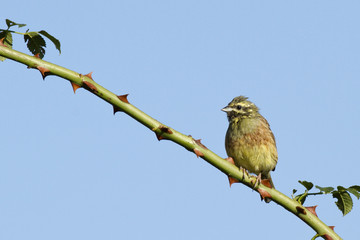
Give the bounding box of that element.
[221,106,232,112]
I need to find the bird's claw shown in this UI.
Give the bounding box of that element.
[253,173,262,189]
[239,166,249,180]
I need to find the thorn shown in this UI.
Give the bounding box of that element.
[155,125,173,141]
[323,234,333,240]
[34,53,41,58]
[328,226,335,230]
[36,66,51,80]
[159,126,173,134]
[228,176,238,187]
[117,94,130,104]
[225,157,235,165]
[83,80,98,93]
[113,106,122,115]
[0,38,7,47]
[193,148,204,158]
[261,179,272,188]
[70,82,81,93]
[296,206,306,215]
[258,188,272,202]
[224,157,239,186]
[84,72,93,80]
[155,133,164,141]
[194,139,208,149]
[305,205,318,217]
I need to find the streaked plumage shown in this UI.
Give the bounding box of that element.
[222,96,278,189]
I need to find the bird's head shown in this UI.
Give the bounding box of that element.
[221,96,260,122]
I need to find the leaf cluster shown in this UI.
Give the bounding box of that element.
[293,180,360,216]
[0,19,61,61]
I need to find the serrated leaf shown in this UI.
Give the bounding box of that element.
[5,19,26,29]
[24,31,46,58]
[39,30,61,54]
[315,185,334,194]
[333,191,353,216]
[299,180,314,191]
[347,186,360,200]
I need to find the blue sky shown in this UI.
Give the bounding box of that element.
[1,1,360,239]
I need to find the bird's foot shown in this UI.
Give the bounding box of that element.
[239,166,250,180]
[253,173,262,189]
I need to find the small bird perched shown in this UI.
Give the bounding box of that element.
[222,96,278,192]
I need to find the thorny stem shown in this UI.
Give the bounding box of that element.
[0,45,341,240]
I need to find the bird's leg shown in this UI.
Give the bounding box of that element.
[239,166,249,180]
[253,173,262,189]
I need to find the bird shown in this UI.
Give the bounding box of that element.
[222,96,278,196]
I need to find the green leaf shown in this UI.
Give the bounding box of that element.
[333,190,353,216]
[299,180,314,191]
[347,185,360,200]
[39,30,61,54]
[292,189,297,195]
[0,31,13,61]
[315,185,334,194]
[5,19,26,29]
[349,185,360,191]
[24,31,46,58]
[349,185,360,192]
[0,31,13,47]
[337,186,347,191]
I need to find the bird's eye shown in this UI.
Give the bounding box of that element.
[236,105,242,110]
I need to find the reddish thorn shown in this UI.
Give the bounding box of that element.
[305,206,318,217]
[225,157,235,165]
[155,133,164,141]
[193,148,204,158]
[155,126,173,141]
[195,139,208,149]
[70,82,81,93]
[296,206,306,215]
[85,72,93,80]
[83,81,98,93]
[117,94,130,104]
[323,234,333,240]
[36,66,51,80]
[328,226,335,230]
[258,188,272,201]
[261,179,272,188]
[159,126,173,134]
[34,53,41,58]
[228,176,238,187]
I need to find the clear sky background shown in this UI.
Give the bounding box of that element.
[1,1,360,240]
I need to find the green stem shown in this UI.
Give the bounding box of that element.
[0,29,24,35]
[0,45,341,240]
